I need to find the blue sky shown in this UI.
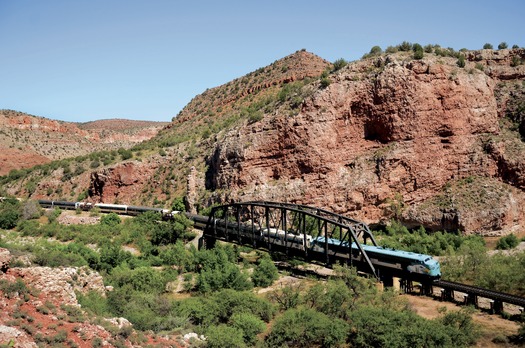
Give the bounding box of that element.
[1,0,523,123]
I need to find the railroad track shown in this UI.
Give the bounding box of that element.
[432,280,525,307]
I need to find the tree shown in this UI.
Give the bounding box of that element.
[0,198,21,230]
[496,234,519,250]
[399,41,412,51]
[265,307,348,348]
[332,58,347,72]
[206,325,246,348]
[498,42,508,49]
[369,45,382,55]
[229,312,266,346]
[100,212,121,227]
[195,245,251,293]
[483,43,493,49]
[252,257,278,287]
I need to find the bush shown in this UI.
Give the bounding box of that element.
[369,45,382,55]
[498,42,508,50]
[347,306,479,348]
[109,266,166,293]
[332,58,347,72]
[0,207,20,230]
[100,213,121,227]
[229,312,266,346]
[320,77,331,88]
[483,43,493,49]
[265,307,348,348]
[399,41,412,52]
[206,325,246,348]
[457,55,466,68]
[252,257,278,287]
[0,278,30,299]
[496,234,519,250]
[117,148,133,160]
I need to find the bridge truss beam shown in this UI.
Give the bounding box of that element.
[202,201,379,279]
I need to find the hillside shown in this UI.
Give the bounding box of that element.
[0,110,168,176]
[2,46,525,235]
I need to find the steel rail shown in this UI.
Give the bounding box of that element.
[433,279,525,307]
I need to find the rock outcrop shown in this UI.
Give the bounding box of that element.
[206,51,525,235]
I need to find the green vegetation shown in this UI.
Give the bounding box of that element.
[412,43,424,60]
[374,220,484,256]
[332,58,348,72]
[0,198,21,230]
[496,233,519,250]
[457,54,466,68]
[1,199,499,346]
[483,43,494,49]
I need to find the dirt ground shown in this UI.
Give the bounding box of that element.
[404,294,521,347]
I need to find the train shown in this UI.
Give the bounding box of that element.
[188,213,442,280]
[37,200,173,216]
[35,199,441,280]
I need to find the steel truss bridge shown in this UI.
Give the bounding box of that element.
[197,201,380,278]
[193,201,525,314]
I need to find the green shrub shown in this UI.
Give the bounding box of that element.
[100,213,121,227]
[0,279,30,299]
[320,77,331,88]
[265,307,348,348]
[369,45,382,55]
[412,43,424,60]
[498,42,508,50]
[252,257,278,287]
[399,41,412,51]
[483,43,493,49]
[206,324,246,348]
[496,234,519,250]
[457,55,466,68]
[109,265,166,293]
[117,148,133,160]
[0,198,21,230]
[229,312,265,346]
[332,58,347,72]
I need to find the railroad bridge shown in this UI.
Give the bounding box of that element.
[197,201,389,282]
[194,201,525,314]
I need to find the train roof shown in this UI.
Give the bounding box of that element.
[361,244,434,263]
[313,236,435,263]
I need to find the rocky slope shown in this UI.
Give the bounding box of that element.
[206,49,525,235]
[0,110,169,176]
[0,248,184,347]
[4,47,525,235]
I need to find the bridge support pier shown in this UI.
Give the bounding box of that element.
[463,294,478,308]
[199,236,216,250]
[393,277,401,292]
[440,288,454,302]
[489,300,504,314]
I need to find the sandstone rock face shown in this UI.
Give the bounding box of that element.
[207,53,525,234]
[0,248,11,273]
[89,161,154,203]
